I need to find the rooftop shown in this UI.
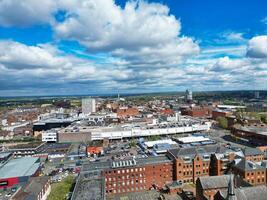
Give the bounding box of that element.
[82,155,172,172]
[218,185,267,200]
[12,176,50,200]
[0,157,40,179]
[198,175,230,190]
[71,173,105,200]
[234,159,265,171]
[168,145,232,160]
[242,147,263,156]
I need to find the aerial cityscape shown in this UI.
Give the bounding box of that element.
[0,0,267,200]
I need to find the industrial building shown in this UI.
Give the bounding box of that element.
[0,157,41,189]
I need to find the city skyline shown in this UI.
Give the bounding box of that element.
[0,0,267,96]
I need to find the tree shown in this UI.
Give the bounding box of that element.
[217,117,228,129]
[261,115,267,124]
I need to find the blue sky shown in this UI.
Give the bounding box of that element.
[0,0,267,96]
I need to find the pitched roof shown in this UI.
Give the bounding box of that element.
[168,145,231,159]
[216,185,267,200]
[198,175,230,190]
[12,176,50,200]
[242,147,263,156]
[234,159,264,171]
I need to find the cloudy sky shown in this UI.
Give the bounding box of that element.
[0,0,267,96]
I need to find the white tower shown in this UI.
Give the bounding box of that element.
[82,98,96,114]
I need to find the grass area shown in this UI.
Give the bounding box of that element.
[48,176,75,200]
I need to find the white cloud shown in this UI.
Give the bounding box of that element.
[0,0,57,27]
[261,17,267,25]
[210,56,249,72]
[54,0,199,66]
[0,40,70,69]
[247,35,267,58]
[223,32,245,42]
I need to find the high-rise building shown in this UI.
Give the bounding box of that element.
[185,89,193,102]
[82,98,96,114]
[255,91,260,99]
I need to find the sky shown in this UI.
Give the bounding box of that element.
[0,0,267,96]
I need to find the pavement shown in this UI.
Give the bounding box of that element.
[206,127,250,149]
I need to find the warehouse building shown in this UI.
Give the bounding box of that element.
[0,157,41,189]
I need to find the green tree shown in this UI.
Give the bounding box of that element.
[261,115,267,124]
[217,117,228,129]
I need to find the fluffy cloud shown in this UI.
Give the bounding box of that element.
[0,0,57,27]
[247,36,267,58]
[0,40,136,92]
[53,0,199,66]
[0,41,71,69]
[0,0,267,95]
[0,0,199,68]
[210,56,249,72]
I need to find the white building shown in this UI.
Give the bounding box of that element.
[42,130,58,142]
[82,98,96,114]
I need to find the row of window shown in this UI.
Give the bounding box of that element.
[246,178,265,184]
[246,171,265,176]
[106,179,146,187]
[106,186,146,194]
[106,174,144,181]
[106,167,146,174]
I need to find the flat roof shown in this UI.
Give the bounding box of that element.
[72,173,105,200]
[0,152,12,159]
[177,136,210,144]
[144,139,177,148]
[0,157,40,179]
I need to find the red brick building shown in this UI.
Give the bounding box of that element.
[232,124,267,146]
[196,175,231,200]
[212,110,232,120]
[168,146,235,183]
[117,108,139,118]
[104,156,173,195]
[232,159,266,186]
[181,106,212,118]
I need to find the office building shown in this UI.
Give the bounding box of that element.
[185,89,193,102]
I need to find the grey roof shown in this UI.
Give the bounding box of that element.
[242,147,263,156]
[0,157,40,179]
[218,185,267,200]
[168,145,231,160]
[12,176,50,200]
[198,175,230,189]
[0,152,12,159]
[71,173,105,200]
[234,159,265,171]
[82,155,172,172]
